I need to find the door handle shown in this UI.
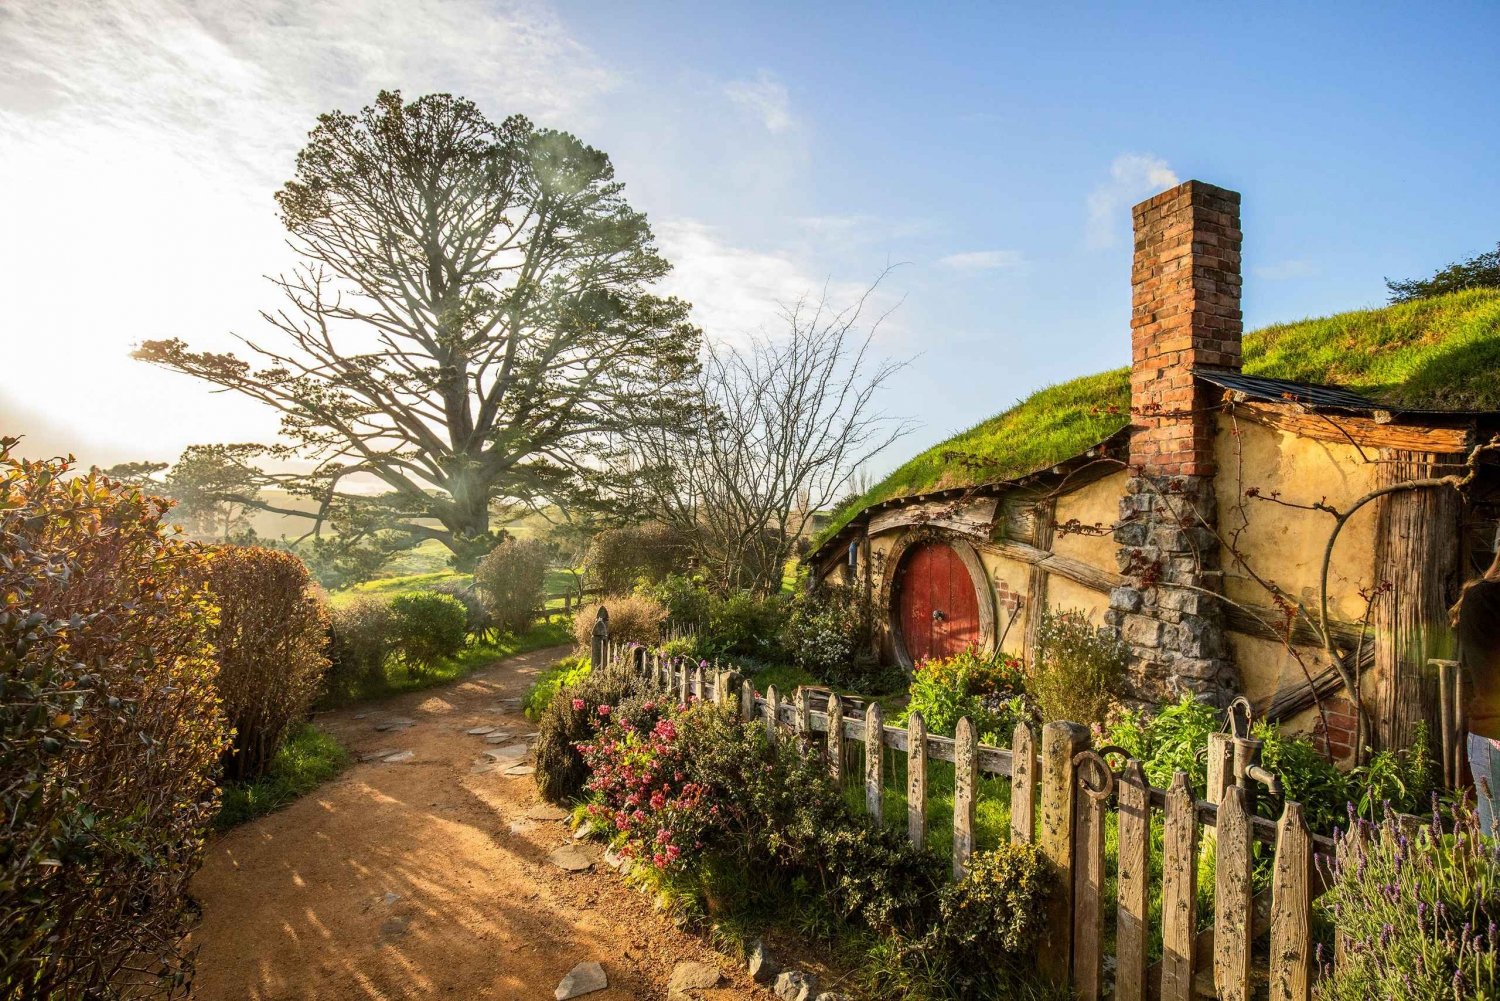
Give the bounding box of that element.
[932,609,946,622]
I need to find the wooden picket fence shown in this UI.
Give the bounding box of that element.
[595,632,1335,1000]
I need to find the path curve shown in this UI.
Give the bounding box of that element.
[187,646,763,1000]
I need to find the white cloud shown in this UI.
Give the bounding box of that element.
[724,70,793,134]
[936,250,1025,272]
[0,0,614,459]
[1085,153,1179,249]
[1253,259,1320,281]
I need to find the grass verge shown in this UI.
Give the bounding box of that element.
[217,724,349,829]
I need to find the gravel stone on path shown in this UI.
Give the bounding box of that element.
[747,941,779,984]
[465,726,495,735]
[548,846,594,872]
[373,718,414,732]
[381,751,415,764]
[527,804,570,822]
[483,744,528,761]
[503,764,535,777]
[667,960,722,998]
[360,748,400,762]
[554,961,607,999]
[774,970,817,1001]
[484,732,516,743]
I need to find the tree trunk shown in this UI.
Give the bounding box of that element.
[1370,450,1463,756]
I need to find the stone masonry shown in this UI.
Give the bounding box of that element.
[1106,181,1242,707]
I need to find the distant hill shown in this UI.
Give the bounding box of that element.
[818,288,1500,545]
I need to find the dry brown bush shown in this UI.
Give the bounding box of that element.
[572,594,667,650]
[474,537,550,635]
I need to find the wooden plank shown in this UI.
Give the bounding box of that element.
[679,662,690,704]
[1011,724,1035,844]
[1071,765,1106,1000]
[1038,721,1089,986]
[1214,786,1254,1001]
[1160,771,1198,1001]
[865,702,885,821]
[739,679,754,722]
[694,663,705,700]
[1222,600,1369,650]
[953,717,977,878]
[867,495,999,538]
[826,694,844,783]
[764,685,779,745]
[1270,801,1314,1001]
[1206,733,1234,805]
[907,711,928,850]
[796,687,811,753]
[1023,497,1057,667]
[1115,760,1151,1001]
[1231,401,1472,453]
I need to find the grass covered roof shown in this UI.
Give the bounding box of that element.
[819,288,1500,545]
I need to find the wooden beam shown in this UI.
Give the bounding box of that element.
[1231,402,1472,453]
[1220,600,1368,649]
[981,538,1128,594]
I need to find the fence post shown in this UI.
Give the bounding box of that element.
[693,663,705,701]
[907,710,928,851]
[1207,732,1234,804]
[953,716,977,878]
[679,661,690,704]
[796,687,811,753]
[589,606,609,669]
[740,679,755,723]
[826,693,844,783]
[1038,721,1089,987]
[1160,771,1199,1001]
[1115,759,1151,1001]
[1214,785,1254,1001]
[765,685,779,744]
[1072,752,1109,1000]
[864,702,884,821]
[1011,723,1035,844]
[1270,801,1313,1001]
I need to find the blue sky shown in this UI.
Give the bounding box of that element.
[3,1,1498,471]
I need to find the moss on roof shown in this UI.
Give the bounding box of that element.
[819,288,1500,547]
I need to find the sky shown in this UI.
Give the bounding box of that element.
[2,0,1498,473]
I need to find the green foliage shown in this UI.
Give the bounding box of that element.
[1108,696,1221,790]
[1387,243,1500,303]
[899,648,1029,744]
[1316,806,1500,1000]
[572,594,667,649]
[637,572,712,629]
[780,583,885,689]
[1030,607,1125,725]
[1,446,230,999]
[533,666,644,803]
[583,523,694,596]
[817,289,1500,547]
[430,578,494,639]
[326,595,398,694]
[389,591,469,673]
[524,654,592,720]
[202,545,331,781]
[473,536,550,635]
[702,590,789,661]
[217,724,349,828]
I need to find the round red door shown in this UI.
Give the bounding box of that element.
[895,541,982,665]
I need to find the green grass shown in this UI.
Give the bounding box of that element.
[320,617,575,707]
[217,724,349,829]
[816,288,1500,545]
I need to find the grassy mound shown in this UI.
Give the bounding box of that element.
[819,289,1500,545]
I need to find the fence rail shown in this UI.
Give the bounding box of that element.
[594,626,1334,1001]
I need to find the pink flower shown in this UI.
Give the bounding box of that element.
[597,705,612,717]
[572,698,585,712]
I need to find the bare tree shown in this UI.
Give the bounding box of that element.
[134,91,699,567]
[632,279,912,593]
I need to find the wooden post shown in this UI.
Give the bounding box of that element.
[679,661,690,704]
[1038,721,1089,986]
[865,702,884,821]
[1214,786,1254,1001]
[740,679,755,722]
[1160,771,1198,1001]
[1207,732,1234,804]
[953,717,977,878]
[589,605,609,669]
[1270,801,1313,1001]
[796,687,811,753]
[1011,723,1035,844]
[765,685,779,744]
[907,710,928,850]
[1115,760,1152,1001]
[827,693,844,783]
[1072,755,1108,1001]
[693,663,705,701]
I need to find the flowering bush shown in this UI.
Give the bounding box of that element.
[780,583,884,689]
[1031,607,1125,725]
[899,648,1029,744]
[533,665,643,803]
[1315,804,1500,1000]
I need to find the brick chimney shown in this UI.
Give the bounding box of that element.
[1107,179,1243,708]
[1128,181,1243,475]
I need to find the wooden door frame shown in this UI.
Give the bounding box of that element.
[882,527,997,673]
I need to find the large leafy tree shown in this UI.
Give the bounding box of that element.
[136,91,699,566]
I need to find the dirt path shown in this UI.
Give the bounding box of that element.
[187,647,765,1001]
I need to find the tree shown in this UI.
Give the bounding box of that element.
[629,279,911,593]
[135,91,699,568]
[1386,242,1500,303]
[162,444,263,541]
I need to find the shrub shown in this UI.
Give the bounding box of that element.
[1315,805,1500,1000]
[1,449,229,998]
[780,583,881,688]
[203,546,331,782]
[533,666,643,803]
[524,654,592,720]
[431,578,495,640]
[702,590,788,661]
[899,648,1029,743]
[638,572,712,630]
[327,595,397,691]
[474,537,550,635]
[1029,607,1125,725]
[572,594,667,650]
[582,523,692,595]
[931,841,1052,961]
[389,590,468,673]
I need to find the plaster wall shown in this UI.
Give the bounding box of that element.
[1052,470,1130,570]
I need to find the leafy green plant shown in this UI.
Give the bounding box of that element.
[533,666,644,803]
[524,655,592,720]
[899,648,1029,744]
[217,724,349,828]
[431,578,494,640]
[389,590,468,673]
[1030,608,1125,725]
[327,595,397,693]
[701,590,789,661]
[637,573,712,630]
[473,537,550,636]
[780,583,883,689]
